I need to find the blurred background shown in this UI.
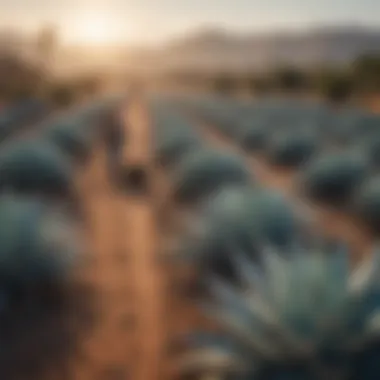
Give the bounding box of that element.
[3,2,380,380]
[2,0,380,108]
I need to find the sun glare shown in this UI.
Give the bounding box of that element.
[69,11,123,45]
[78,16,112,45]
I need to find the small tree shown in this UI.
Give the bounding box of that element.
[247,75,272,96]
[0,53,44,102]
[272,66,307,92]
[212,73,237,95]
[352,54,380,94]
[316,69,353,105]
[45,82,77,108]
[76,76,102,98]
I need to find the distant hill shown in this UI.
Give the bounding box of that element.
[125,26,380,73]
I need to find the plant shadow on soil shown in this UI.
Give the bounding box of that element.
[0,282,97,380]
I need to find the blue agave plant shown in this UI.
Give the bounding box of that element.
[238,125,269,153]
[172,149,253,205]
[0,139,74,198]
[150,106,203,168]
[44,121,92,163]
[0,195,82,308]
[267,132,318,168]
[180,186,308,284]
[156,131,202,169]
[354,176,380,235]
[298,151,369,207]
[179,241,380,380]
[361,133,380,170]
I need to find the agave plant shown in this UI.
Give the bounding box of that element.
[298,151,369,207]
[179,186,310,284]
[156,131,202,169]
[150,106,203,169]
[0,139,74,199]
[238,125,269,153]
[0,194,83,308]
[354,176,380,235]
[362,133,380,170]
[172,149,253,206]
[179,240,380,380]
[0,113,14,142]
[266,132,318,168]
[44,122,93,164]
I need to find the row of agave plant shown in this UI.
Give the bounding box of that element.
[0,97,120,313]
[0,99,50,142]
[172,95,380,236]
[149,94,380,380]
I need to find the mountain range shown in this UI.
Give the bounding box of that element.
[124,25,380,74]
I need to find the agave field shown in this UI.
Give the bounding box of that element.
[0,99,51,143]
[2,90,380,380]
[148,93,380,380]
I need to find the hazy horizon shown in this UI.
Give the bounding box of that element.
[1,0,380,46]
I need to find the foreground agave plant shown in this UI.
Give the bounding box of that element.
[0,194,83,309]
[179,241,380,380]
[179,186,312,285]
[0,139,74,198]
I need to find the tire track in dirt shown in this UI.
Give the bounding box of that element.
[123,103,164,380]
[72,138,136,380]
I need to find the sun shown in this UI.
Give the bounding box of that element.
[70,11,121,46]
[79,17,112,45]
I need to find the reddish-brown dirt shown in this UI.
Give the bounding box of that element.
[68,102,168,380]
[5,100,375,380]
[70,141,136,380]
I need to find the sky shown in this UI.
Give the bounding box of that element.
[0,0,380,45]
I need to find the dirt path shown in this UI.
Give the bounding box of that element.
[125,103,164,380]
[71,139,136,380]
[32,100,167,380]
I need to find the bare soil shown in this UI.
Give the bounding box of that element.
[3,102,375,380]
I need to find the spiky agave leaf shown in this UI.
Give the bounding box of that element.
[172,149,252,206]
[298,150,369,207]
[0,139,74,198]
[180,186,308,284]
[0,194,83,307]
[43,121,93,163]
[182,241,380,379]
